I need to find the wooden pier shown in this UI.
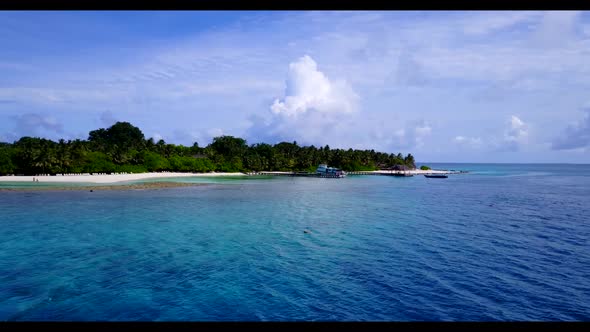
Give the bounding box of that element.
[252,171,345,178]
[346,171,414,177]
[248,171,417,178]
[246,170,466,178]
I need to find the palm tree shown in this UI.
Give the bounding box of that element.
[57,139,71,174]
[404,153,416,169]
[37,139,58,174]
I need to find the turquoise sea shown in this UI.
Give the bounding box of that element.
[0,163,589,321]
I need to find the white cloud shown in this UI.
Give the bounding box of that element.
[270,55,358,117]
[454,135,483,148]
[495,115,529,151]
[246,55,360,147]
[506,115,528,142]
[152,133,163,142]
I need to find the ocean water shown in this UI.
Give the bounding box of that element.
[0,163,589,321]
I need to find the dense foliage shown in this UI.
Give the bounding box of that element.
[420,165,431,170]
[0,122,416,175]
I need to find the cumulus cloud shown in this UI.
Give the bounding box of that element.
[270,55,358,117]
[247,55,359,146]
[551,107,590,150]
[506,115,528,141]
[494,115,528,151]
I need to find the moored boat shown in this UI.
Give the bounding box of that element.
[424,174,448,178]
[316,164,346,178]
[393,172,413,177]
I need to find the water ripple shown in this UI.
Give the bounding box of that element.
[0,164,589,320]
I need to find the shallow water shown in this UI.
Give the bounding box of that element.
[0,163,589,321]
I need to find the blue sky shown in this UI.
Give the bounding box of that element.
[1,11,590,163]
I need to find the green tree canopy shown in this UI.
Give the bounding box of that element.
[0,122,419,175]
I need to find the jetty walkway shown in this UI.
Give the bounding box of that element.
[246,170,467,177]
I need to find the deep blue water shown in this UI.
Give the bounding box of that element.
[0,163,589,321]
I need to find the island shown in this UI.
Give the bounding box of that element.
[0,121,458,186]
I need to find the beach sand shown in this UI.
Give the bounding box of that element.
[0,169,461,187]
[0,172,246,184]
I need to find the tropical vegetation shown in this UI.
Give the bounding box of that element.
[0,122,416,175]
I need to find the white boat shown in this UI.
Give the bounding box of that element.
[316,164,346,178]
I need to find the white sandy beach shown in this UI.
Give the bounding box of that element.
[0,169,460,184]
[0,172,247,184]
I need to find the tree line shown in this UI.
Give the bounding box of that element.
[0,122,416,176]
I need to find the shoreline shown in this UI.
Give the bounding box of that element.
[0,172,246,184]
[0,169,464,186]
[0,181,208,192]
